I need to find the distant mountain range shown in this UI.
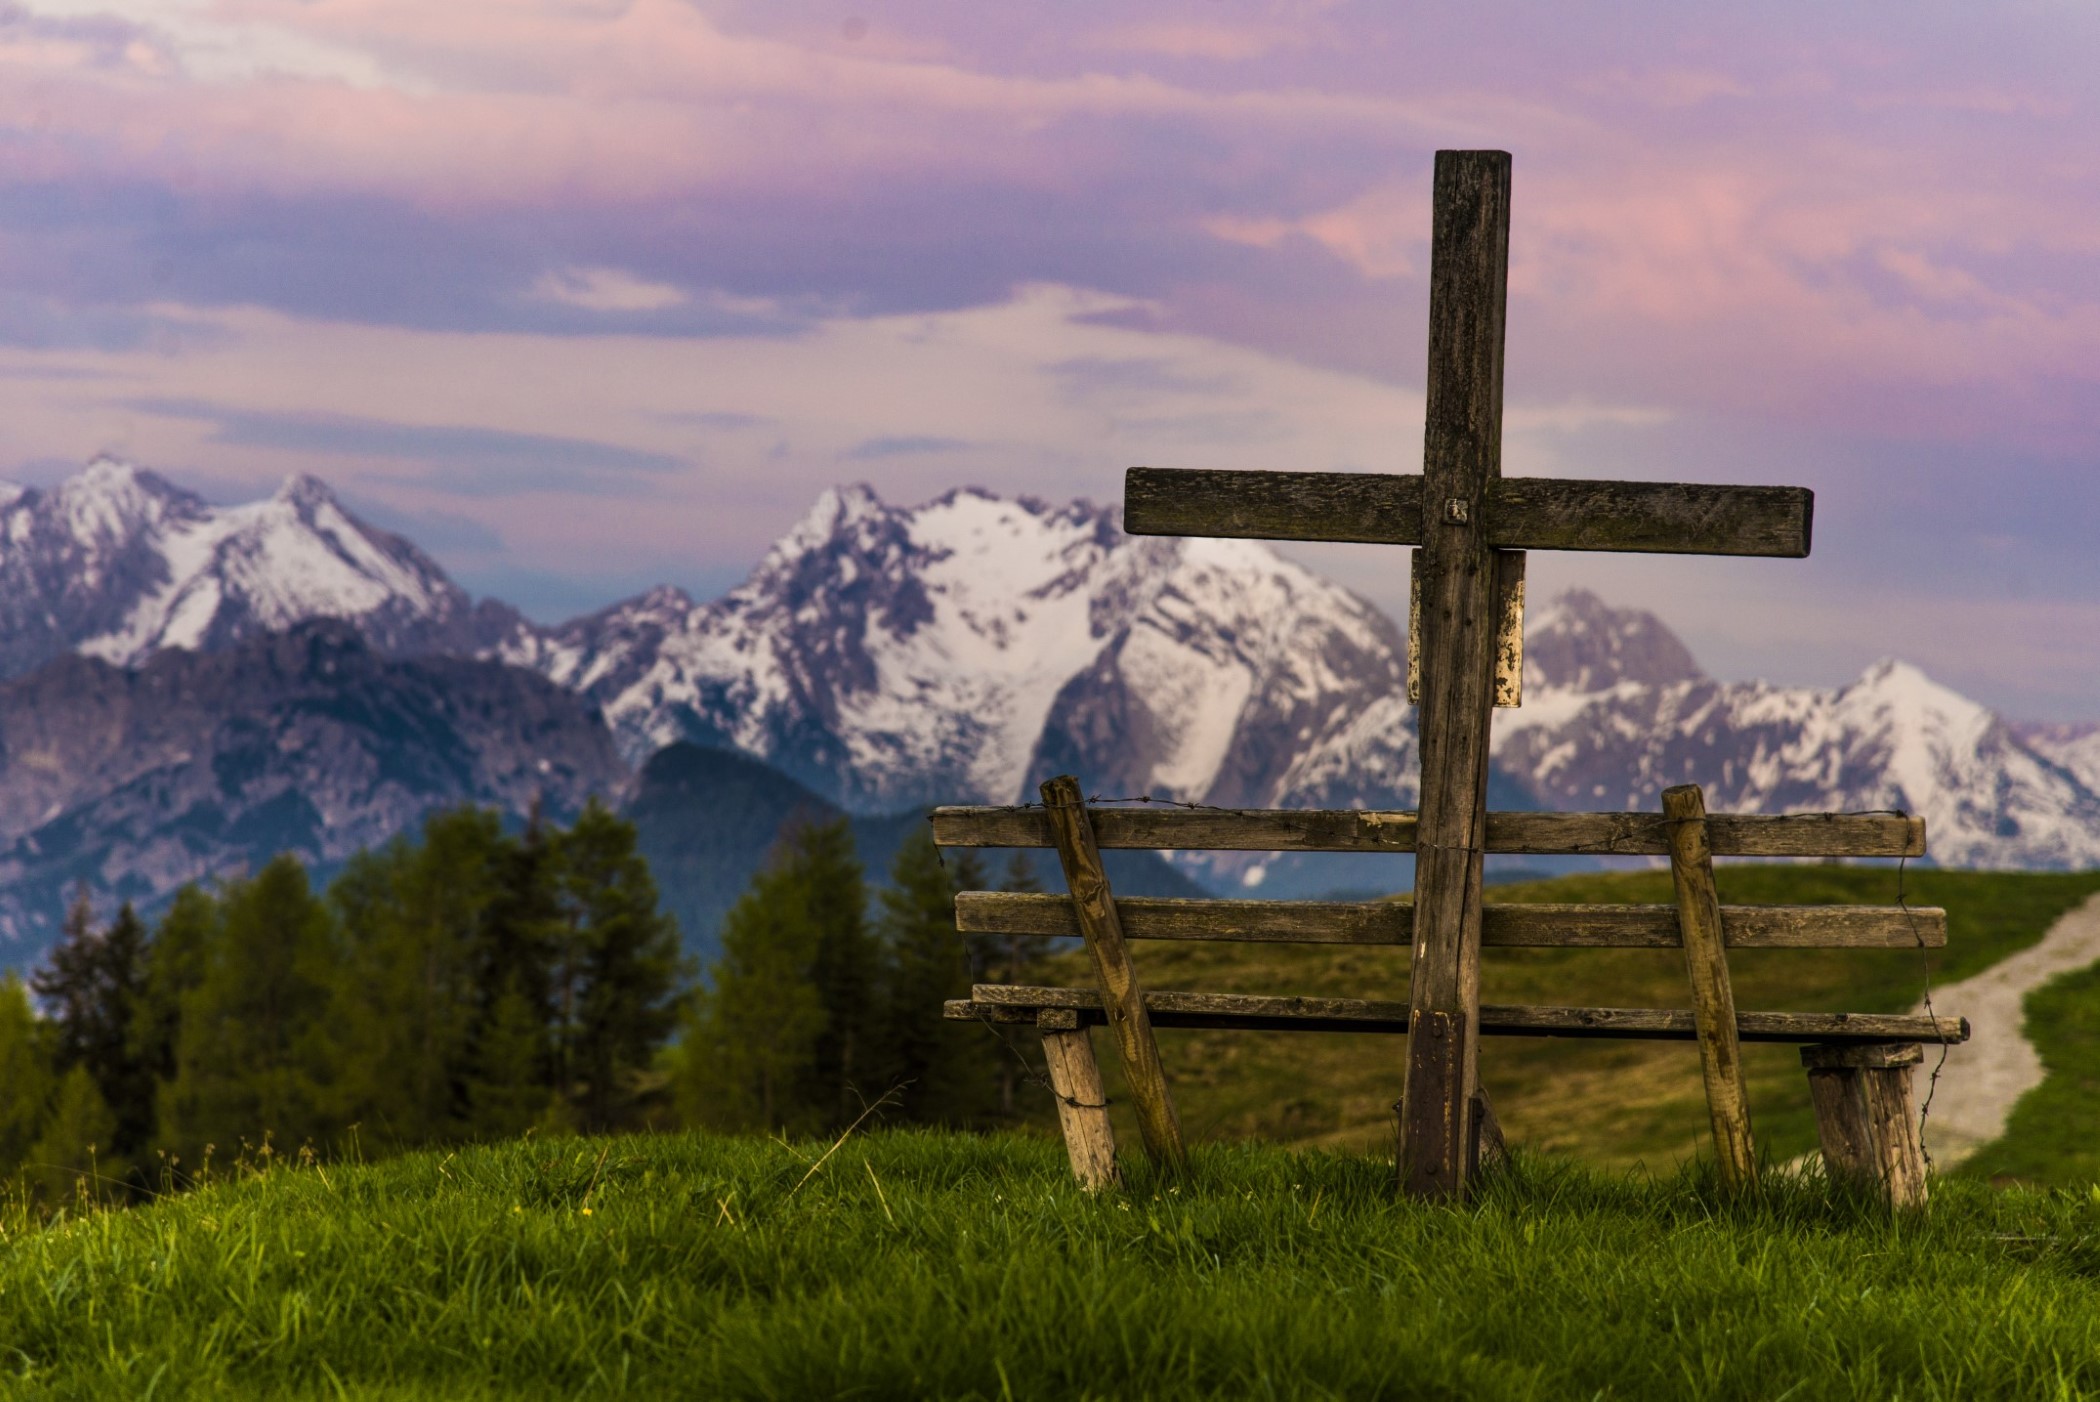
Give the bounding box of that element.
[0,456,2093,965]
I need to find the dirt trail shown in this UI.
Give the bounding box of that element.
[1915,890,2100,1167]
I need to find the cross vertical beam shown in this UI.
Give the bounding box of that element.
[1401,149,1512,1198]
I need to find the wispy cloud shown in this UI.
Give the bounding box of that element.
[124,397,688,495]
[843,435,970,460]
[530,267,688,314]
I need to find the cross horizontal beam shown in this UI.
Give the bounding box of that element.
[1125,467,1813,557]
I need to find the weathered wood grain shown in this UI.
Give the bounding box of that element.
[1802,1046,1929,1208]
[1864,1062,1929,1209]
[1039,775,1185,1170]
[1801,1042,1924,1070]
[949,986,1971,1045]
[1403,149,1513,1198]
[931,806,1927,858]
[1485,478,1812,557]
[955,891,1948,949]
[1805,1065,1876,1182]
[1037,1013,1118,1191]
[1663,785,1758,1194]
[1123,470,1813,559]
[1125,468,1423,544]
[1410,549,1527,707]
[1493,550,1525,707]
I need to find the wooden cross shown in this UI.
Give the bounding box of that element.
[1121,151,1814,1199]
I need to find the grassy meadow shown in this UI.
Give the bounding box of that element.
[9,1131,2100,1399]
[8,865,2100,1398]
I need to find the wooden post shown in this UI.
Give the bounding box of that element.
[1038,775,1187,1170]
[1662,783,1759,1193]
[1037,1009,1118,1191]
[1802,1043,1928,1208]
[1403,148,1512,1200]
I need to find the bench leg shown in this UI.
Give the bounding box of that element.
[1802,1043,1927,1209]
[1039,1010,1118,1191]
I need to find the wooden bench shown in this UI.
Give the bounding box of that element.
[937,776,1969,1205]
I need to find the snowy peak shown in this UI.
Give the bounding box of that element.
[0,458,501,676]
[1523,588,1706,693]
[527,482,1412,819]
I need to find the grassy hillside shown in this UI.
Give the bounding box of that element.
[1007,867,2100,1172]
[1967,944,2100,1185]
[6,1132,2100,1399]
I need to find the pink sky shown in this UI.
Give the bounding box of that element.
[1,0,2097,717]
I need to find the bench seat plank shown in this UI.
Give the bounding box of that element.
[956,892,1947,949]
[931,807,1925,858]
[945,985,1969,1045]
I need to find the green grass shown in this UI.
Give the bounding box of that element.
[1966,950,2100,1186]
[7,1131,2100,1399]
[1026,867,2100,1169]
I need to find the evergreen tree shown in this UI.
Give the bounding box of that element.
[673,860,826,1132]
[160,856,342,1162]
[134,885,218,1163]
[465,804,565,1134]
[877,829,995,1125]
[791,817,880,1126]
[0,971,54,1176]
[466,973,553,1138]
[27,1064,124,1207]
[549,801,684,1132]
[32,896,154,1164]
[330,809,509,1148]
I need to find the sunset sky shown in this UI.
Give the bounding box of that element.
[1,1,2096,718]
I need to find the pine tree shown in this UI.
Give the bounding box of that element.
[465,803,565,1133]
[0,971,54,1176]
[160,856,342,1162]
[32,896,154,1166]
[673,861,826,1132]
[27,1064,124,1208]
[550,801,684,1132]
[134,885,217,1163]
[466,973,553,1138]
[330,808,509,1148]
[790,817,880,1126]
[876,829,995,1125]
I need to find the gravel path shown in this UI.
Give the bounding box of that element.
[1915,890,2100,1167]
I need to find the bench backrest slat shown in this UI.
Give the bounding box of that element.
[963,984,1967,1045]
[932,806,1925,858]
[955,891,1947,949]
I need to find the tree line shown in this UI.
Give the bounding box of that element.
[2,802,1039,1208]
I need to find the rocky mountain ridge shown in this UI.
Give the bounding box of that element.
[0,618,624,948]
[0,457,518,680]
[0,458,2094,960]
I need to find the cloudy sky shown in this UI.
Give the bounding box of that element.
[1,1,2096,719]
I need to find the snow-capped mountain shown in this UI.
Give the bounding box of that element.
[499,485,1420,815]
[1498,591,2100,869]
[4,459,2097,910]
[0,456,514,677]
